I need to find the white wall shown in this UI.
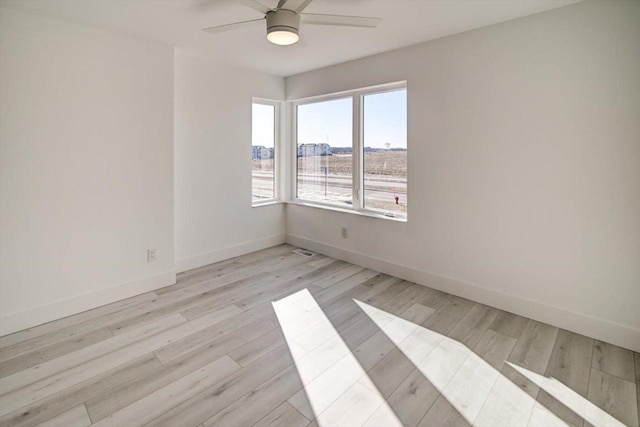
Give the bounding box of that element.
[285,1,640,351]
[0,8,175,334]
[174,53,285,272]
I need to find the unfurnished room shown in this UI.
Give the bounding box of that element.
[0,0,639,426]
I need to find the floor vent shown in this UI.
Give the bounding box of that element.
[292,248,316,257]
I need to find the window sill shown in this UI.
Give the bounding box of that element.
[252,200,283,208]
[286,200,407,223]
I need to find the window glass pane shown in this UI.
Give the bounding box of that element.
[363,89,407,215]
[252,103,275,203]
[297,97,353,206]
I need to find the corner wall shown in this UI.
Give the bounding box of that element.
[173,53,286,272]
[0,8,175,334]
[285,0,640,351]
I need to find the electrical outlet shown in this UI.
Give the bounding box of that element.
[341,227,348,239]
[147,248,157,262]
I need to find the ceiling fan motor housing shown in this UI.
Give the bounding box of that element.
[266,9,300,37]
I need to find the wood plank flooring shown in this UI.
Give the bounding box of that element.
[0,244,637,427]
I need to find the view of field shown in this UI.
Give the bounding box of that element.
[252,151,407,214]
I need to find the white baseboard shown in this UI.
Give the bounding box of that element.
[0,271,176,336]
[286,233,640,353]
[175,234,286,273]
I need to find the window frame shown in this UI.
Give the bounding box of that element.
[290,81,407,220]
[251,98,282,207]
[292,95,355,209]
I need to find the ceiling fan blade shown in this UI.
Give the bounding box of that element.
[293,0,314,13]
[277,0,314,13]
[236,0,272,14]
[300,13,381,28]
[202,18,265,34]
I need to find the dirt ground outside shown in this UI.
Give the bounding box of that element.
[253,151,407,213]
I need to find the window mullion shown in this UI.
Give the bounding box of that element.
[352,94,363,209]
[290,103,298,201]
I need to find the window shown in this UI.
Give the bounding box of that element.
[363,89,407,215]
[296,97,353,206]
[293,83,407,219]
[252,100,279,204]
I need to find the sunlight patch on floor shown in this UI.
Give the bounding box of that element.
[356,300,540,426]
[272,289,626,427]
[358,301,628,427]
[507,362,627,427]
[272,289,402,426]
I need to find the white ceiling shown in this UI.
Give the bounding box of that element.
[0,0,581,76]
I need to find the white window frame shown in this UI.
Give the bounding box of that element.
[290,81,407,221]
[252,98,282,207]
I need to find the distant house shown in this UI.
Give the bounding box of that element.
[298,143,316,157]
[297,143,332,157]
[316,143,331,156]
[252,146,273,160]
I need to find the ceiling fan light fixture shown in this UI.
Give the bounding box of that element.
[267,28,299,45]
[266,9,300,46]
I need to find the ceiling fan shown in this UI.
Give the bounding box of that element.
[202,0,382,46]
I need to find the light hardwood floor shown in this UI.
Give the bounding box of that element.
[0,244,638,427]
